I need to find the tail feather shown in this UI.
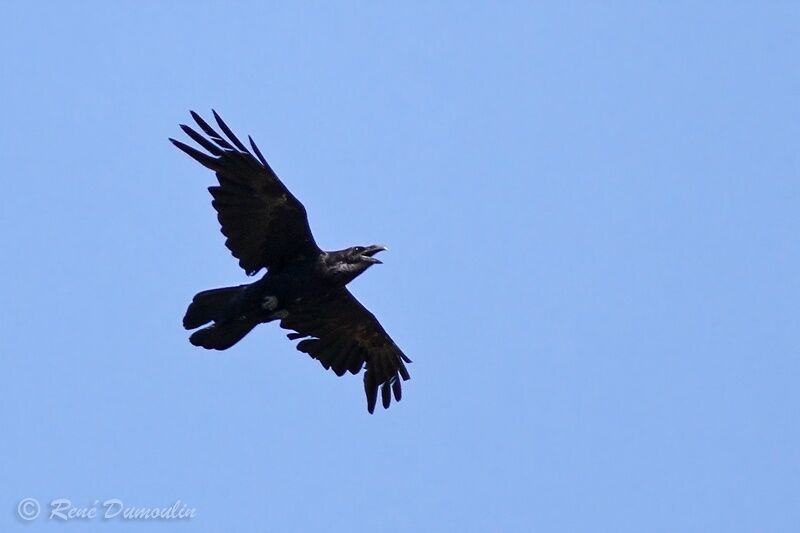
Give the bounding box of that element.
[189,318,259,350]
[183,286,244,330]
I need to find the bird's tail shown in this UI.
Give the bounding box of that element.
[188,317,260,351]
[183,286,245,329]
[183,285,257,350]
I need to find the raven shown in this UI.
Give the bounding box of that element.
[170,111,411,413]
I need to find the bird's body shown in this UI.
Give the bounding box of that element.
[171,111,410,413]
[182,246,387,346]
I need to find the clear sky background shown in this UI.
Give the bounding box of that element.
[2,2,798,532]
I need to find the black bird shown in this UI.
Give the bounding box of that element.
[170,111,411,413]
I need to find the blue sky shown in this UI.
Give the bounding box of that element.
[2,2,798,531]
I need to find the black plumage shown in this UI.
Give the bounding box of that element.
[171,111,411,413]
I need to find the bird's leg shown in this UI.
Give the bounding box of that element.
[261,295,279,311]
[261,295,287,321]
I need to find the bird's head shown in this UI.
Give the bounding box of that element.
[325,244,387,285]
[347,244,387,265]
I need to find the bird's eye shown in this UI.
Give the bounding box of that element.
[354,246,364,253]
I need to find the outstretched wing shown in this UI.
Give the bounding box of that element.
[281,289,412,413]
[170,110,320,274]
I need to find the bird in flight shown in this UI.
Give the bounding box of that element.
[170,111,411,413]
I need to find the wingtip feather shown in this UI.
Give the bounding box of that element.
[171,138,217,169]
[213,110,249,152]
[248,135,274,172]
[381,382,391,409]
[392,379,402,402]
[365,373,377,414]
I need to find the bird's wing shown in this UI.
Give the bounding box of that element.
[280,288,412,413]
[170,110,320,275]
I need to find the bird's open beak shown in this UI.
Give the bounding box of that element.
[362,245,387,264]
